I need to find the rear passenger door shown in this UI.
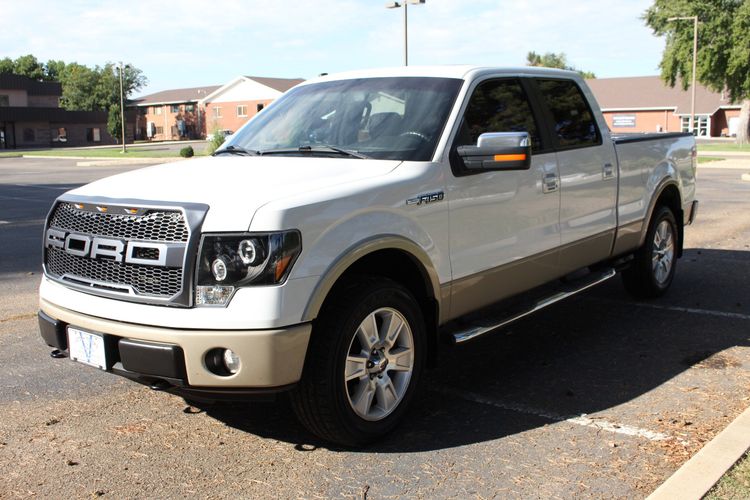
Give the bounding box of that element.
[446,77,561,319]
[533,78,618,272]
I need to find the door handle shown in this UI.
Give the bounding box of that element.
[542,172,559,193]
[603,163,615,179]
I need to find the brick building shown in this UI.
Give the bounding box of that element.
[587,76,742,137]
[131,85,220,141]
[201,76,304,135]
[0,73,126,149]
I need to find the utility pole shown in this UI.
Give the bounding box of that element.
[385,0,426,66]
[119,62,127,153]
[668,16,699,135]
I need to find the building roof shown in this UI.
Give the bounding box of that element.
[0,73,62,96]
[132,85,221,106]
[586,76,740,115]
[243,76,305,93]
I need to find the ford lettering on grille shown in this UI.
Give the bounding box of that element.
[42,200,204,305]
[45,229,185,267]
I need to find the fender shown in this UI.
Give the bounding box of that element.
[301,235,442,322]
[638,176,682,248]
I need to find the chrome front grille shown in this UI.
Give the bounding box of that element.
[50,202,189,242]
[43,198,207,306]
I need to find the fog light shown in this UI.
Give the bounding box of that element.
[223,349,241,374]
[196,285,234,306]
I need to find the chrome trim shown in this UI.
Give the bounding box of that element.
[42,195,208,307]
[451,268,616,344]
[542,171,559,193]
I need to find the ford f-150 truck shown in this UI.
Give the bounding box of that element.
[38,66,698,446]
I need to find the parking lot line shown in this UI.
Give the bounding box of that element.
[435,387,675,443]
[591,298,750,321]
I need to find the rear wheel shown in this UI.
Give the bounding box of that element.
[622,205,678,298]
[290,276,425,446]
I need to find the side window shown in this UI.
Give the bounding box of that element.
[536,79,600,148]
[456,79,542,152]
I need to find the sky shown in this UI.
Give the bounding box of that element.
[0,0,667,98]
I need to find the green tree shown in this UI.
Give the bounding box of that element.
[12,54,46,80]
[526,51,596,79]
[644,0,750,144]
[0,57,14,74]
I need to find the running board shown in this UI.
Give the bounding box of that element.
[450,268,617,344]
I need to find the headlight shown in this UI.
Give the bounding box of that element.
[195,230,301,306]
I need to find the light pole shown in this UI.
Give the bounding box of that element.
[385,0,425,66]
[118,62,129,153]
[667,16,699,135]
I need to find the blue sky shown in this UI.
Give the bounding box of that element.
[2,0,666,97]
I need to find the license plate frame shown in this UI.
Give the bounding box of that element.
[67,327,107,370]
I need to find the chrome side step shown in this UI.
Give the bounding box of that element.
[451,268,616,344]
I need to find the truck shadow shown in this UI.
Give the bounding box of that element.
[201,247,750,452]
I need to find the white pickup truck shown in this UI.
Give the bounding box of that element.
[39,66,697,446]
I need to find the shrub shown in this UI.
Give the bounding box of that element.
[179,146,194,158]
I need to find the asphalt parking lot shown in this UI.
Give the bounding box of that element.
[0,157,748,498]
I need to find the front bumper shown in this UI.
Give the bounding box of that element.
[39,299,312,394]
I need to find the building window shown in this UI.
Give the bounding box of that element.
[185,103,195,112]
[213,107,222,118]
[140,106,150,115]
[86,128,101,142]
[155,126,164,135]
[23,128,35,142]
[155,106,162,115]
[171,104,180,113]
[0,95,9,107]
[237,105,247,117]
[681,116,709,136]
[257,103,264,112]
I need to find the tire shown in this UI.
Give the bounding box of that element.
[622,205,678,299]
[290,276,425,447]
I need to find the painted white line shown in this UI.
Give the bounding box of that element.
[595,298,750,321]
[435,387,675,443]
[0,220,8,225]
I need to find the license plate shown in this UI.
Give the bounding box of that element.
[68,327,106,370]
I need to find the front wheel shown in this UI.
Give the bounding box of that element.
[290,277,425,446]
[622,205,678,299]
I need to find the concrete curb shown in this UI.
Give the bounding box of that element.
[647,406,750,500]
[20,155,187,166]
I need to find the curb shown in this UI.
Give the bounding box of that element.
[75,157,185,167]
[742,173,750,182]
[647,406,750,500]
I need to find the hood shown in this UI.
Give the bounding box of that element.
[67,155,401,231]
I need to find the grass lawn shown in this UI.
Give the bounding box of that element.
[0,148,207,159]
[698,143,750,152]
[706,451,750,499]
[698,156,726,164]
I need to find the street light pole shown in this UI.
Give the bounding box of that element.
[118,62,127,153]
[385,0,425,66]
[667,16,699,135]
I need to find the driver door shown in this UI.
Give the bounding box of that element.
[446,77,561,319]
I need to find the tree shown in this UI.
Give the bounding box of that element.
[644,0,750,144]
[526,51,596,79]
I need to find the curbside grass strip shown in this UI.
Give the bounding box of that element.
[647,406,750,500]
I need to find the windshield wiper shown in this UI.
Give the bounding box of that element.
[260,145,370,159]
[212,145,260,156]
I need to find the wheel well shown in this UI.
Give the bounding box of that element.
[327,249,439,366]
[655,184,684,257]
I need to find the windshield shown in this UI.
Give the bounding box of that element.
[221,77,463,161]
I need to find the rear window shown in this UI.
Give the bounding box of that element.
[536,79,600,149]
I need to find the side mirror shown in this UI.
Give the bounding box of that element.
[456,131,532,171]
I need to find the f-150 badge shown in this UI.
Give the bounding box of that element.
[406,191,444,206]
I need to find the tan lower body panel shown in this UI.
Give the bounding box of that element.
[40,299,311,388]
